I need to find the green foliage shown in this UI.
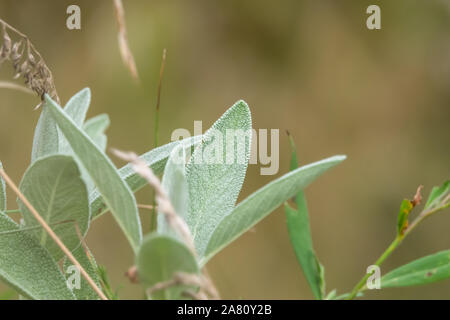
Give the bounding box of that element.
[83,114,110,152]
[397,199,413,237]
[284,133,325,300]
[3,88,448,300]
[186,100,251,256]
[425,181,449,210]
[90,135,201,219]
[203,155,346,265]
[136,234,199,300]
[381,251,450,288]
[0,213,75,300]
[45,94,142,252]
[31,104,59,163]
[18,155,90,260]
[157,145,189,237]
[63,245,101,300]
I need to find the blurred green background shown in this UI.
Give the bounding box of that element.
[0,0,449,299]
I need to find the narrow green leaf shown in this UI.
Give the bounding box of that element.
[90,135,202,219]
[186,100,252,256]
[424,181,450,210]
[381,250,450,288]
[31,104,59,162]
[18,155,90,260]
[83,114,110,152]
[0,161,6,212]
[203,155,346,265]
[397,199,413,237]
[285,203,324,300]
[63,245,101,300]
[136,234,199,300]
[157,145,189,237]
[284,133,324,299]
[45,94,142,252]
[0,213,75,300]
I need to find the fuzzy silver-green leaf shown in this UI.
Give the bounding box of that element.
[203,155,346,265]
[18,155,90,260]
[45,94,142,252]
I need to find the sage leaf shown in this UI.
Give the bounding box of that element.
[59,88,91,154]
[137,233,199,300]
[18,155,90,260]
[203,155,346,265]
[90,135,202,219]
[45,94,142,252]
[381,250,450,288]
[83,113,110,152]
[31,103,59,163]
[0,213,75,300]
[186,100,251,256]
[157,145,189,237]
[63,245,101,300]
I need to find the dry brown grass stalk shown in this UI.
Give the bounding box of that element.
[0,19,59,106]
[113,0,139,82]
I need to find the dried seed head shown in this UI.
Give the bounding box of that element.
[0,19,60,104]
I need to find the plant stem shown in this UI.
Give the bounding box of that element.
[0,168,108,300]
[150,48,167,231]
[347,202,450,300]
[347,236,402,299]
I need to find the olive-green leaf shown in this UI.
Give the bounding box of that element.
[0,161,6,213]
[45,94,142,252]
[31,104,59,163]
[136,233,199,300]
[0,213,75,300]
[90,135,202,219]
[397,199,413,237]
[202,155,346,265]
[157,145,189,237]
[284,133,325,300]
[186,100,251,256]
[381,250,450,288]
[424,181,450,210]
[18,155,90,260]
[63,245,101,300]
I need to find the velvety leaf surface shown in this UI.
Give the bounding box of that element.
[203,155,346,265]
[0,213,75,300]
[136,234,199,300]
[157,145,189,237]
[63,245,101,300]
[186,100,252,256]
[45,95,142,252]
[90,135,201,219]
[18,155,90,260]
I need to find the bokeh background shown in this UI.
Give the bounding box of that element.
[0,0,449,299]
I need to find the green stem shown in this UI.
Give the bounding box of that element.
[347,236,402,299]
[347,202,450,300]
